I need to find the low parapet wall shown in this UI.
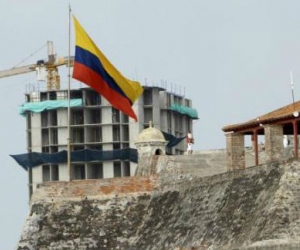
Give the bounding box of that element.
[190,147,294,169]
[32,176,158,202]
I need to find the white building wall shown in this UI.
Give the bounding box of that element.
[57,108,69,181]
[58,127,68,146]
[32,166,43,192]
[59,164,69,181]
[102,126,112,148]
[102,110,112,149]
[30,112,42,191]
[103,163,114,178]
[57,109,68,146]
[152,89,161,128]
[57,109,67,126]
[130,162,137,176]
[31,113,41,149]
[159,110,168,134]
[130,98,144,148]
[159,91,168,132]
[101,99,114,178]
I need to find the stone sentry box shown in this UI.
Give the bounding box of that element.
[134,122,168,176]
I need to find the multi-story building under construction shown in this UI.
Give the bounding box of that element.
[13,85,198,196]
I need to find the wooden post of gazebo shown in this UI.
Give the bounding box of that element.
[252,129,259,166]
[293,120,298,159]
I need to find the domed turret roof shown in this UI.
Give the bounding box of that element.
[136,122,166,143]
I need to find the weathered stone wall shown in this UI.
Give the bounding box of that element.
[17,160,300,250]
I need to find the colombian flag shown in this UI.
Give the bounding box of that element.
[72,16,143,121]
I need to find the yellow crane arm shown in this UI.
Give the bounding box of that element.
[0,64,37,79]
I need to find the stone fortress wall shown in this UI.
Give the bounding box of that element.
[17,144,300,250]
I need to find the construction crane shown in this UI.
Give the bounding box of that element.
[0,41,74,90]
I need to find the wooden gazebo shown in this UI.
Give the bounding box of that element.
[222,100,300,170]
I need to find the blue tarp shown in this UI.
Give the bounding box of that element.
[19,99,83,116]
[11,132,185,170]
[162,131,186,148]
[10,148,138,170]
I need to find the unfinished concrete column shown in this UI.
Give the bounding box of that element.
[264,124,284,163]
[226,133,245,171]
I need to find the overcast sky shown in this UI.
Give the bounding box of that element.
[1,1,300,249]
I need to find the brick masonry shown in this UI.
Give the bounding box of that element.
[32,176,159,202]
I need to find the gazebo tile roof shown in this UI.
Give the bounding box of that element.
[222,100,300,132]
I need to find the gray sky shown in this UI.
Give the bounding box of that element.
[1,1,300,249]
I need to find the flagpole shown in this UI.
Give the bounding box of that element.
[67,4,72,181]
[290,71,299,117]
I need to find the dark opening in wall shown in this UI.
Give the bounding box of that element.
[87,163,103,179]
[155,149,163,155]
[42,165,50,182]
[73,164,85,180]
[114,162,121,177]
